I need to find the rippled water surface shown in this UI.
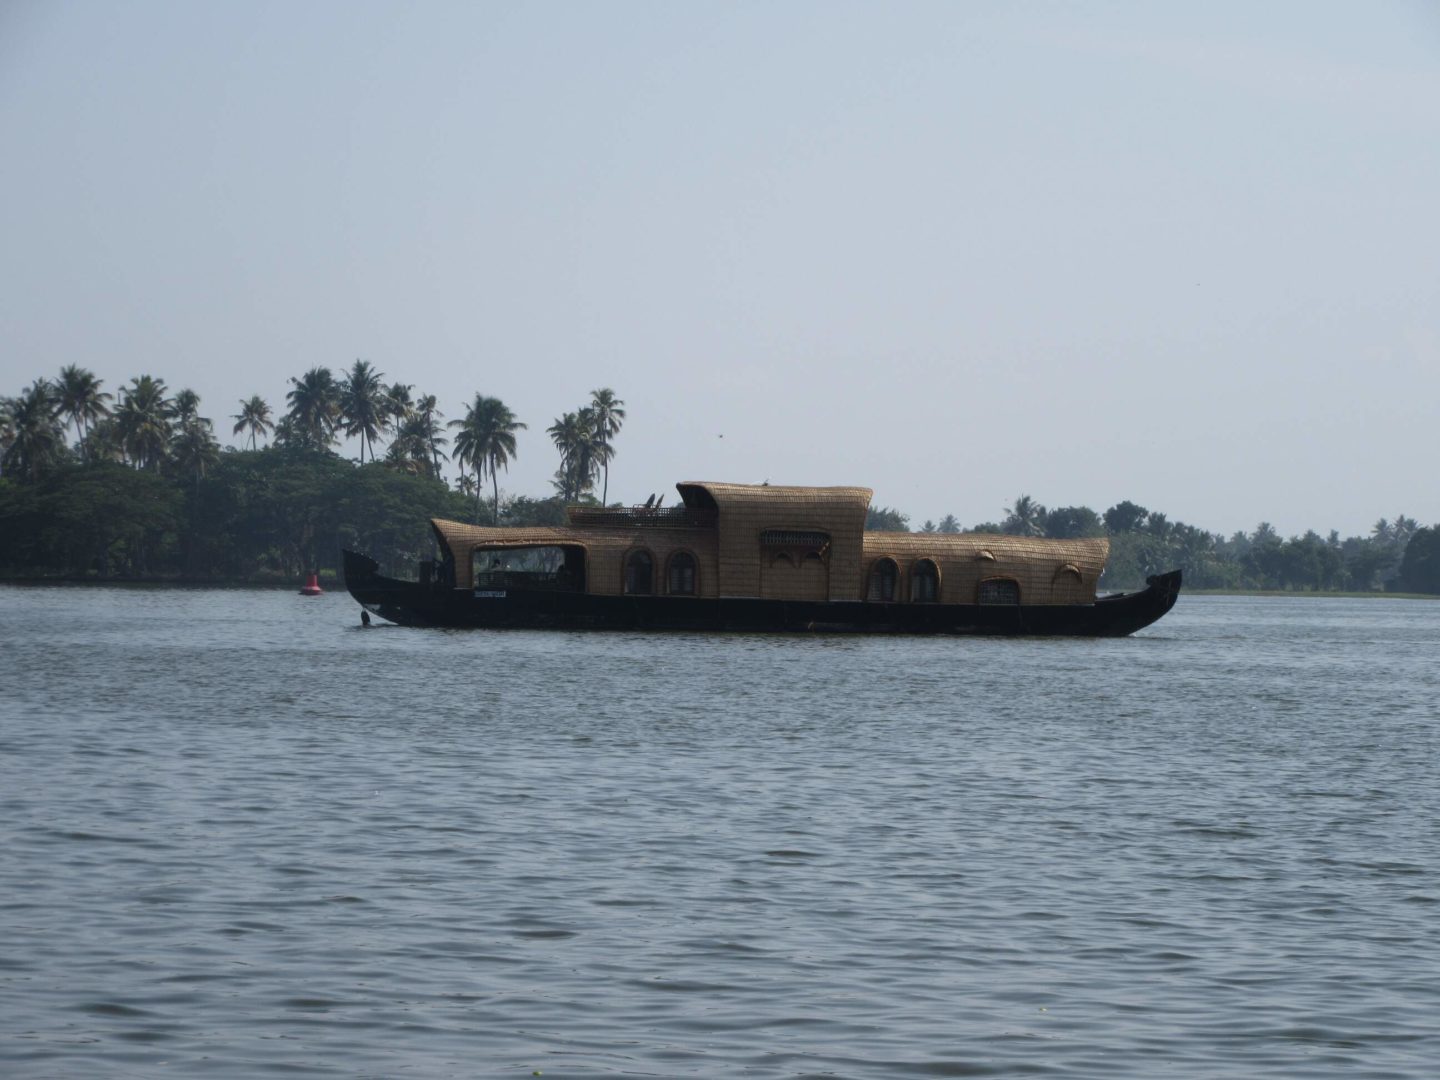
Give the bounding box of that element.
[2,587,1439,1078]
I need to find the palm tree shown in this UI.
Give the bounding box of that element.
[115,375,173,470]
[451,395,526,524]
[339,360,387,463]
[548,408,601,503]
[383,382,415,426]
[415,393,446,475]
[0,397,15,468]
[231,395,274,450]
[1003,495,1046,537]
[1,380,66,482]
[81,416,126,464]
[171,415,220,490]
[54,365,111,443]
[285,367,340,451]
[384,414,436,477]
[589,388,625,505]
[171,388,202,426]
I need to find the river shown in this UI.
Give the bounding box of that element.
[2,586,1438,1078]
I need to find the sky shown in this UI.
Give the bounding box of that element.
[2,0,1437,538]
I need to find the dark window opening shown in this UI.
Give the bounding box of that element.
[978,578,1020,605]
[473,545,584,592]
[867,558,898,602]
[911,559,939,602]
[624,550,654,595]
[668,552,696,596]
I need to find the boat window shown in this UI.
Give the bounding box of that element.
[667,551,697,596]
[911,559,939,602]
[978,578,1020,605]
[473,545,583,591]
[624,549,654,595]
[867,558,898,602]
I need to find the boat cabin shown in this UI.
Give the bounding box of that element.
[429,481,1108,607]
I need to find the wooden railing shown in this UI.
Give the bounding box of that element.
[566,506,719,529]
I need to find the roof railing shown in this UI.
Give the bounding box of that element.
[566,505,719,529]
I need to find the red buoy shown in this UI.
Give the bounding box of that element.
[300,571,323,596]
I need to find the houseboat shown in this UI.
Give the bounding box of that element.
[343,481,1180,635]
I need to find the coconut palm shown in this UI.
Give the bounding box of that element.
[231,395,274,450]
[0,397,15,466]
[1003,495,1047,537]
[548,408,601,503]
[384,414,437,477]
[414,393,447,475]
[451,395,526,524]
[1,380,66,482]
[383,382,415,426]
[285,367,340,451]
[54,365,111,443]
[115,375,173,470]
[588,388,625,505]
[171,415,220,490]
[171,388,202,426]
[339,360,387,463]
[81,416,126,464]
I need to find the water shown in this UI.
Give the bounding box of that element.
[2,587,1438,1079]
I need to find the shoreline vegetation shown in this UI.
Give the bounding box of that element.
[4,365,1439,595]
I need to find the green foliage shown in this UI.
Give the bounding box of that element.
[1399,527,1440,594]
[451,395,526,524]
[502,494,571,527]
[1002,495,1046,536]
[865,505,909,531]
[1103,500,1148,534]
[0,451,459,581]
[283,367,341,452]
[1043,505,1105,539]
[0,463,182,576]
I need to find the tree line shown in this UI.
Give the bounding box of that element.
[1,364,624,579]
[2,362,626,510]
[3,364,1437,592]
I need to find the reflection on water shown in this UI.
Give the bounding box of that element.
[2,587,1439,1078]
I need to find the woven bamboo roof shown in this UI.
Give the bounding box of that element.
[677,481,873,512]
[861,532,1109,563]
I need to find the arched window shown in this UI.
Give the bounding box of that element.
[911,559,939,602]
[978,578,1020,605]
[867,558,898,602]
[624,549,653,595]
[667,551,697,596]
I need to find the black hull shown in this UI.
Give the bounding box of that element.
[344,551,1180,637]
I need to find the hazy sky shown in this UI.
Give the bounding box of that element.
[3,1,1437,537]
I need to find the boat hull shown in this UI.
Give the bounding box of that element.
[343,551,1180,637]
